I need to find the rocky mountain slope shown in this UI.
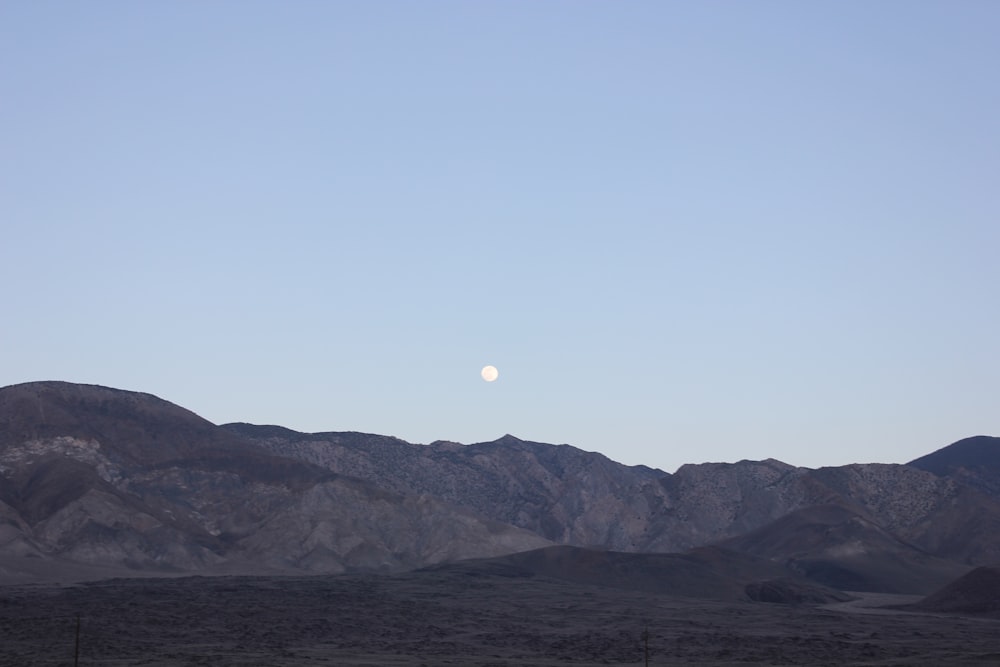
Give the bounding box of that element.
[0,382,549,582]
[223,424,667,551]
[1,380,998,595]
[234,423,1000,569]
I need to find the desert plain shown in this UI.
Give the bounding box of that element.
[2,567,998,666]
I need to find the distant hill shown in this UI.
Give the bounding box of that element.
[719,504,967,594]
[903,565,1000,617]
[426,544,853,603]
[1,380,998,597]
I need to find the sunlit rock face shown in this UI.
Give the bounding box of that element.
[1,380,998,590]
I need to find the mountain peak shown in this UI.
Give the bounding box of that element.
[908,436,1000,474]
[0,380,216,463]
[907,435,1000,497]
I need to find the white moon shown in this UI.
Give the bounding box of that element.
[481,365,499,382]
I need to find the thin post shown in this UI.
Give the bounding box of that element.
[642,626,649,666]
[74,614,80,667]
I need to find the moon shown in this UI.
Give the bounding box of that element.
[481,365,499,382]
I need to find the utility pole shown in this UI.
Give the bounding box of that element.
[74,614,80,667]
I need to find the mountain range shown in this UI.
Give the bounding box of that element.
[1,380,998,601]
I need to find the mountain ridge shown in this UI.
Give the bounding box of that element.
[1,380,998,597]
[0,382,551,582]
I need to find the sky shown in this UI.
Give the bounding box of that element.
[2,1,998,473]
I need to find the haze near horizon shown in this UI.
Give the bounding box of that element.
[2,2,998,472]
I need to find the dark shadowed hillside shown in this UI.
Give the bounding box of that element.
[431,544,853,603]
[904,565,1000,617]
[719,504,967,594]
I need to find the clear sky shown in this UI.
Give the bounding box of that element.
[3,2,998,473]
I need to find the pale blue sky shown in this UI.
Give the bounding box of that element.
[3,1,998,472]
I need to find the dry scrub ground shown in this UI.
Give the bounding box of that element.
[1,569,997,666]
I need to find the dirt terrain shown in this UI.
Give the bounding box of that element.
[1,569,998,666]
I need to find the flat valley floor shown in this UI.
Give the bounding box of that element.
[1,568,997,666]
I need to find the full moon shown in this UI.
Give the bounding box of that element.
[481,365,499,382]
